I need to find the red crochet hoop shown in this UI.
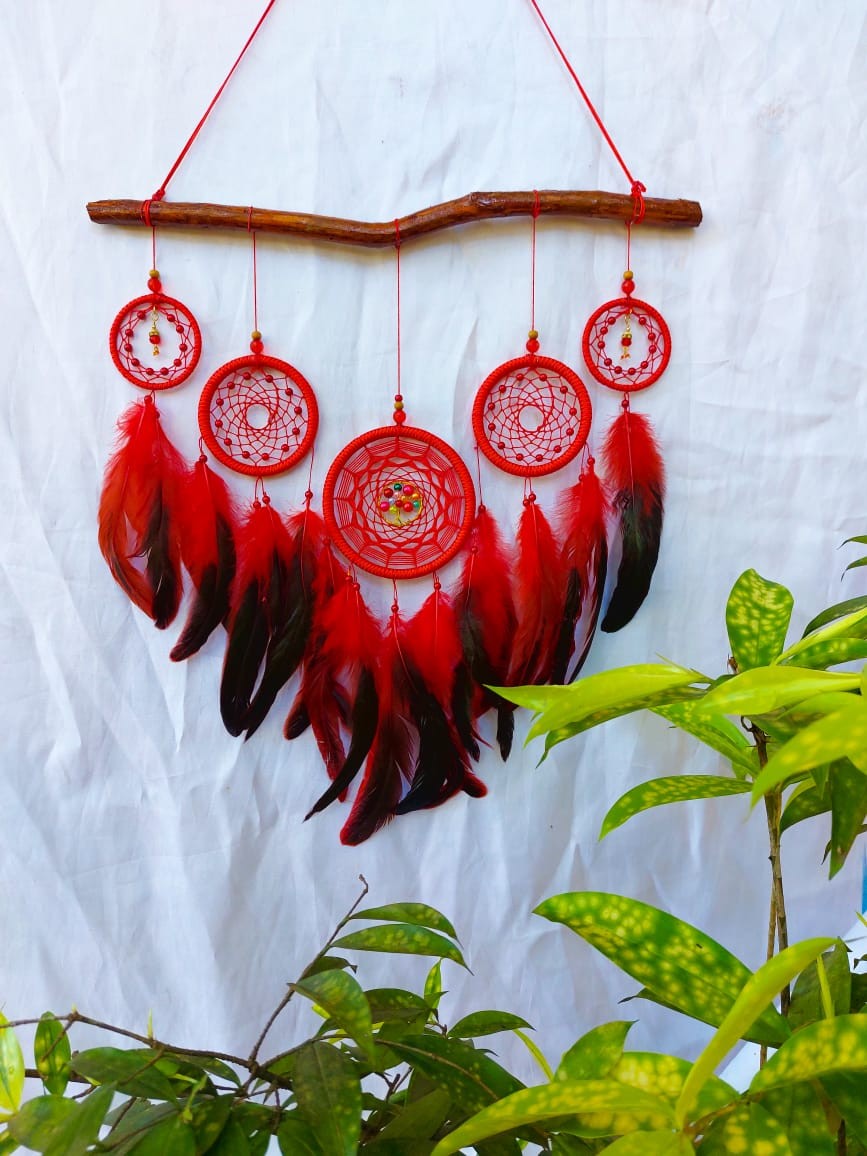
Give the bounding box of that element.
[197,354,319,476]
[473,354,592,477]
[323,426,476,579]
[581,297,671,392]
[110,294,202,390]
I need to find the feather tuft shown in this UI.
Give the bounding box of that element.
[510,499,564,685]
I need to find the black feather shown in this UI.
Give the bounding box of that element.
[496,706,515,761]
[451,661,481,761]
[550,568,583,685]
[568,542,608,682]
[396,666,467,815]
[305,666,378,819]
[140,490,180,630]
[601,487,663,633]
[170,515,236,661]
[220,582,269,736]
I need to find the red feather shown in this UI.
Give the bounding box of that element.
[510,498,564,685]
[98,397,187,628]
[600,408,665,633]
[170,457,238,661]
[551,458,610,683]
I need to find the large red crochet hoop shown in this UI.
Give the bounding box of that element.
[323,426,475,579]
[197,354,319,476]
[581,296,671,392]
[110,294,202,390]
[473,354,592,477]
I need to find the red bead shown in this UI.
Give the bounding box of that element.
[394,411,407,424]
[149,333,160,345]
[379,500,391,511]
[526,338,540,353]
[402,501,414,512]
[622,280,636,295]
[250,338,264,354]
[621,334,632,346]
[147,277,162,293]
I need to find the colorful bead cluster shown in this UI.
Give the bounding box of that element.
[378,479,423,527]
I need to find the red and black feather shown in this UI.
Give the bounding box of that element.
[510,498,564,686]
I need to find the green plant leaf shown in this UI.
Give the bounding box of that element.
[513,1029,553,1081]
[424,963,445,1014]
[429,1081,674,1155]
[600,777,750,838]
[780,779,830,834]
[350,904,457,940]
[123,1113,196,1155]
[190,1095,234,1152]
[726,569,794,670]
[71,1047,178,1102]
[294,969,375,1059]
[829,758,867,877]
[0,1017,24,1116]
[0,1131,17,1154]
[209,1119,252,1155]
[556,1022,634,1081]
[787,940,852,1030]
[277,1115,322,1156]
[34,1014,71,1097]
[6,1096,77,1151]
[750,1013,867,1093]
[751,704,867,801]
[600,1133,693,1154]
[803,595,867,636]
[385,1033,524,1116]
[675,937,835,1125]
[365,989,431,1024]
[333,925,467,969]
[508,665,708,741]
[821,1072,867,1146]
[101,1102,177,1154]
[293,1043,361,1156]
[611,1053,736,1119]
[449,1012,532,1040]
[540,688,706,760]
[651,701,756,775]
[700,668,860,718]
[374,1088,451,1142]
[699,1102,795,1155]
[535,892,787,1047]
[757,1081,837,1156]
[43,1083,115,1156]
[299,956,355,980]
[781,638,867,670]
[551,1138,596,1155]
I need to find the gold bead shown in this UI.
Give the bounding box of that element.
[528,329,539,339]
[251,330,262,341]
[623,270,634,280]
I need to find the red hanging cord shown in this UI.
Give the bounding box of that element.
[393,219,405,425]
[526,0,642,196]
[530,189,540,332]
[151,0,279,200]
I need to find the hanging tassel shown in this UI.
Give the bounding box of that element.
[550,458,610,683]
[170,456,238,661]
[396,586,487,816]
[304,574,384,819]
[453,506,518,759]
[242,507,327,739]
[510,495,564,686]
[98,396,187,629]
[600,404,665,633]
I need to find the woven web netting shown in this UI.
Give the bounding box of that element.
[198,355,318,476]
[473,355,592,477]
[324,427,475,579]
[110,294,201,390]
[582,297,671,391]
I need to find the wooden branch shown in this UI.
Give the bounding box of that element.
[86,189,702,247]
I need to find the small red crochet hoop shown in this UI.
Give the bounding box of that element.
[323,425,475,579]
[197,353,319,476]
[581,287,671,393]
[110,292,202,390]
[473,353,592,477]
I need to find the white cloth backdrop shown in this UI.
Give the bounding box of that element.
[1,0,865,1089]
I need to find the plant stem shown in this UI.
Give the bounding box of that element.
[753,729,790,1016]
[838,1120,847,1155]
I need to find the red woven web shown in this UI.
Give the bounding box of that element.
[323,426,475,579]
[472,354,592,477]
[198,354,319,476]
[110,294,202,390]
[582,297,671,392]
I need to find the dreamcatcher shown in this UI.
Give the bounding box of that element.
[90,0,699,842]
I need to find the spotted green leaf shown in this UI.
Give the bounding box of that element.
[757,1081,837,1156]
[788,941,851,1030]
[802,595,867,638]
[829,758,867,876]
[492,670,707,739]
[122,1113,196,1154]
[385,1034,524,1116]
[294,968,375,1059]
[210,1120,252,1155]
[424,962,445,1013]
[293,1043,361,1156]
[333,925,467,969]
[651,701,755,775]
[0,1019,24,1118]
[551,1138,595,1155]
[556,1022,634,1081]
[350,904,457,940]
[751,704,867,801]
[6,1096,77,1150]
[600,776,750,838]
[611,1053,736,1120]
[726,569,794,670]
[782,637,867,670]
[449,1011,532,1040]
[535,893,788,1047]
[821,1073,867,1146]
[364,989,431,1025]
[34,1015,71,1097]
[780,779,830,834]
[600,1133,693,1154]
[0,1131,16,1154]
[299,956,355,980]
[699,1103,794,1155]
[700,668,860,719]
[190,1096,234,1152]
[429,1081,674,1156]
[540,688,706,760]
[41,1083,114,1156]
[71,1047,178,1102]
[374,1088,451,1142]
[750,1014,867,1094]
[676,937,835,1126]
